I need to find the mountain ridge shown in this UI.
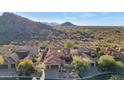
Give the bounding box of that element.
[0,12,67,44]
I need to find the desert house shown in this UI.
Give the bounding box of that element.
[43,48,64,68]
[43,47,97,68]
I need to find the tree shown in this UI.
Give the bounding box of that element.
[17,58,34,76]
[0,54,4,64]
[71,56,91,78]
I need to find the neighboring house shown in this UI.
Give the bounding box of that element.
[70,47,96,58]
[0,45,38,69]
[0,52,19,69]
[0,47,13,57]
[13,45,40,56]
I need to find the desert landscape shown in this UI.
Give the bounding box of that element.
[0,12,124,80]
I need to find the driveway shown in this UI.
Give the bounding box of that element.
[45,68,59,79]
[0,68,17,76]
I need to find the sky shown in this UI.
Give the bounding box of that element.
[1,12,124,26]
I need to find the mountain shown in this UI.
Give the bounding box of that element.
[0,12,66,44]
[61,22,75,26]
[1,12,124,48]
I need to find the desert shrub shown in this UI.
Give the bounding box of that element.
[64,40,75,48]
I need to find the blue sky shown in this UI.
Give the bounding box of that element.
[1,12,124,26]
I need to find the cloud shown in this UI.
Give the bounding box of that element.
[80,12,110,18]
[80,13,96,17]
[65,17,77,20]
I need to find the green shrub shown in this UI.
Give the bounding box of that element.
[98,55,116,72]
[98,55,124,72]
[71,56,91,77]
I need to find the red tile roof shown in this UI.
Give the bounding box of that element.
[43,48,63,66]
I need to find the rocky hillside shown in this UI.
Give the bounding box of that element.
[0,12,67,44]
